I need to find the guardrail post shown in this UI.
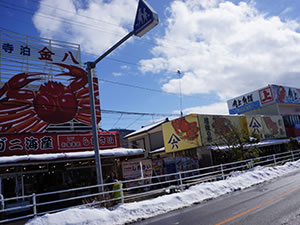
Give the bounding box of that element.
[179,172,184,191]
[220,164,225,180]
[273,154,277,165]
[250,159,254,168]
[291,151,295,161]
[119,181,124,204]
[32,193,37,217]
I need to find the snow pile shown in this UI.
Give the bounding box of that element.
[26,160,300,225]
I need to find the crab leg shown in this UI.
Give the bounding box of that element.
[6,117,40,133]
[77,108,101,117]
[74,114,101,124]
[0,100,32,114]
[0,83,8,98]
[30,121,49,133]
[0,125,12,133]
[75,109,101,124]
[53,63,88,91]
[76,85,99,99]
[7,90,35,99]
[0,72,43,99]
[0,109,35,126]
[7,72,43,89]
[74,115,93,125]
[78,98,100,108]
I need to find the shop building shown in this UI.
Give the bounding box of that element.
[0,30,146,202]
[127,113,293,173]
[227,84,300,137]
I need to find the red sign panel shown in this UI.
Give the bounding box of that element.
[259,87,274,104]
[0,131,120,156]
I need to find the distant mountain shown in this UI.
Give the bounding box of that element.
[109,129,135,148]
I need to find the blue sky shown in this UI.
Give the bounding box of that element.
[1,0,300,131]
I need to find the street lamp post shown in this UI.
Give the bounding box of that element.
[86,0,159,189]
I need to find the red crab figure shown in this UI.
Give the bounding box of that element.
[0,63,101,133]
[171,117,199,141]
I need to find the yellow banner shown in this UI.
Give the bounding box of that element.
[163,114,202,153]
[198,115,248,146]
[261,115,287,139]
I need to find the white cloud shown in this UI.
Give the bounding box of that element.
[139,0,300,101]
[112,72,122,76]
[121,65,130,70]
[33,0,137,54]
[179,102,229,115]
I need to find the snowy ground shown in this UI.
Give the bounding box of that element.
[26,160,300,225]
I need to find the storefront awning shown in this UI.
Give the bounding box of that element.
[0,148,144,165]
[207,138,296,151]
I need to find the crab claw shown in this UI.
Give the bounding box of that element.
[0,83,8,99]
[7,72,44,90]
[0,72,43,99]
[53,63,88,91]
[53,63,87,78]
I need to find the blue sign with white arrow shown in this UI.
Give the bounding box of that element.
[133,0,159,37]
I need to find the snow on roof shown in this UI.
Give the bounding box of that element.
[124,118,168,138]
[208,138,292,151]
[0,148,144,165]
[150,147,165,154]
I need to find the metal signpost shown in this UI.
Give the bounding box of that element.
[86,0,159,188]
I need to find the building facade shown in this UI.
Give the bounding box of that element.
[227,84,300,137]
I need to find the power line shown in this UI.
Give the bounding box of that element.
[0,29,217,102]
[0,1,194,70]
[28,0,122,28]
[126,115,144,129]
[0,0,189,56]
[99,78,218,101]
[111,113,123,128]
[101,109,179,117]
[0,1,123,36]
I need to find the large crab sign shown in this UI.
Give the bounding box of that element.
[171,117,199,141]
[0,63,101,133]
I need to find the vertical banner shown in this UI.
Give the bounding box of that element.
[121,159,152,187]
[261,115,286,139]
[198,115,247,146]
[163,114,201,153]
[272,85,300,104]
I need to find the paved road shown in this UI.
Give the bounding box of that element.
[134,170,300,225]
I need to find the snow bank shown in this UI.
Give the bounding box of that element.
[26,160,300,225]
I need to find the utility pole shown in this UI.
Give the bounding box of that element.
[177,70,183,117]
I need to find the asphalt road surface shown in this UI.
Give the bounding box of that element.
[134,170,300,225]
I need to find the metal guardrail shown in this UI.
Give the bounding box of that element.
[1,150,300,224]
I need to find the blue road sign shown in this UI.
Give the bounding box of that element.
[133,0,159,37]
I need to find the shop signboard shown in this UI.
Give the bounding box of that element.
[0,30,81,71]
[261,115,287,139]
[121,159,152,187]
[0,30,101,134]
[0,131,120,156]
[272,85,300,104]
[227,89,261,114]
[228,84,300,115]
[227,85,278,115]
[259,86,275,105]
[198,114,248,146]
[246,116,264,139]
[162,114,202,153]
